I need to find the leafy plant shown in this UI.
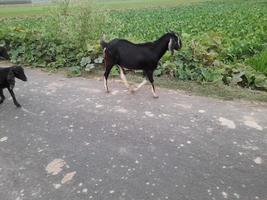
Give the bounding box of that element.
[247,49,267,75]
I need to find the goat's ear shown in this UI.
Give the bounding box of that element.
[7,69,15,90]
[168,38,174,55]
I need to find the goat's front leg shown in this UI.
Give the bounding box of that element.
[8,88,21,107]
[133,79,147,92]
[146,70,158,98]
[119,67,133,92]
[0,89,5,104]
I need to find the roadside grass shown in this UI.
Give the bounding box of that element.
[247,49,267,75]
[70,68,267,103]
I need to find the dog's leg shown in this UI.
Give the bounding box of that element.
[0,89,5,104]
[8,88,21,107]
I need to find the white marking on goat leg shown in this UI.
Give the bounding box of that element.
[133,79,147,92]
[151,87,159,98]
[104,77,109,93]
[119,67,132,92]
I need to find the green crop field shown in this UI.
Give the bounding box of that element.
[0,0,207,17]
[1,0,267,100]
[0,4,52,17]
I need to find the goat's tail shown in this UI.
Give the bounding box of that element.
[100,40,108,49]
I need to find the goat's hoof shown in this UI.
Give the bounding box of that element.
[130,89,135,94]
[153,95,159,99]
[15,104,21,108]
[106,90,110,93]
[132,87,139,93]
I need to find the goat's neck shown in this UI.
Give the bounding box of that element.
[152,35,170,60]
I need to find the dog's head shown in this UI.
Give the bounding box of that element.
[10,66,27,82]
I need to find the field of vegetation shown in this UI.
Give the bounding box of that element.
[0,0,206,17]
[1,0,267,99]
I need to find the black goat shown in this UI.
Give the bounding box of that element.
[0,66,27,107]
[100,32,182,98]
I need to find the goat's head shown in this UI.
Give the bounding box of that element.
[167,32,182,55]
[11,66,27,81]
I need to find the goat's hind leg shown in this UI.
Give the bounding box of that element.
[133,70,147,92]
[133,79,147,92]
[0,89,5,104]
[104,65,113,93]
[103,47,114,93]
[119,67,134,93]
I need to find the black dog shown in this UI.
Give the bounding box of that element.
[0,66,27,107]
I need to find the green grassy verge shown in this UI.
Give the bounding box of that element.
[77,69,267,103]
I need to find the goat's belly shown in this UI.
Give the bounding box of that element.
[119,64,143,70]
[118,58,151,70]
[0,82,9,89]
